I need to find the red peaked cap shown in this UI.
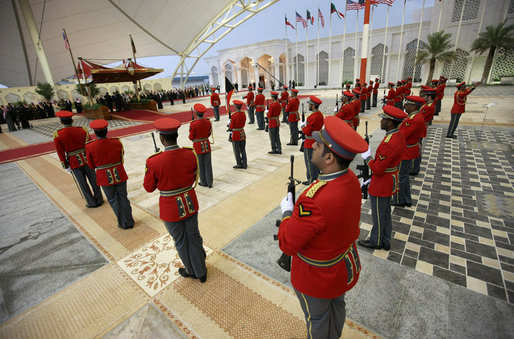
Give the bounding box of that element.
[312,116,368,159]
[56,110,73,119]
[194,103,207,114]
[89,119,108,130]
[404,95,426,106]
[154,117,181,134]
[378,105,408,122]
[308,96,322,105]
[233,100,244,106]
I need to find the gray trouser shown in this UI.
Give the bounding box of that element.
[213,106,220,121]
[198,152,213,187]
[101,181,134,228]
[232,140,247,167]
[289,121,298,144]
[269,127,281,152]
[435,99,441,115]
[369,194,392,247]
[256,111,265,129]
[164,213,207,278]
[366,96,371,109]
[360,100,365,113]
[248,106,255,124]
[392,159,412,205]
[304,148,319,183]
[412,138,423,174]
[372,93,378,107]
[282,107,288,122]
[447,113,461,137]
[295,288,346,339]
[72,166,103,207]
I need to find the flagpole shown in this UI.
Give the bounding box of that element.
[340,6,348,87]
[77,57,93,105]
[381,5,390,81]
[317,4,320,87]
[449,0,467,80]
[366,4,374,79]
[63,29,86,104]
[436,0,443,32]
[354,9,359,83]
[396,0,406,81]
[328,8,332,88]
[359,0,371,83]
[305,18,309,87]
[467,0,486,83]
[296,19,299,84]
[412,0,425,81]
[285,13,288,86]
[130,34,142,95]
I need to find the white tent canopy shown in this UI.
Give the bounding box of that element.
[0,0,278,87]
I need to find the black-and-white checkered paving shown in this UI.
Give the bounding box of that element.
[358,126,514,304]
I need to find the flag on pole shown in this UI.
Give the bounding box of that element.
[331,3,345,18]
[296,11,307,28]
[225,76,234,112]
[306,10,314,25]
[374,0,395,5]
[285,15,295,29]
[130,35,137,54]
[346,0,364,10]
[62,31,70,50]
[318,8,325,27]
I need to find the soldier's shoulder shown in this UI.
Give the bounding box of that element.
[305,180,327,198]
[384,134,392,143]
[147,151,162,160]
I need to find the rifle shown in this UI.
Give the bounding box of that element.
[335,93,339,113]
[227,107,233,142]
[191,107,195,121]
[299,103,306,152]
[274,155,301,272]
[356,121,372,199]
[381,90,387,106]
[151,132,160,153]
[264,100,269,133]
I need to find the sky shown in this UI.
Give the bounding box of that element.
[138,0,432,79]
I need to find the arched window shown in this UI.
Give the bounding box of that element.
[211,66,219,87]
[452,0,480,22]
[371,44,388,80]
[342,48,355,83]
[294,54,305,85]
[442,48,469,81]
[317,51,328,85]
[402,39,426,81]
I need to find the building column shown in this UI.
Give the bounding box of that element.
[18,0,56,96]
[254,64,260,87]
[273,63,280,87]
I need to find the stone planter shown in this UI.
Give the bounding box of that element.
[128,100,157,111]
[83,105,111,120]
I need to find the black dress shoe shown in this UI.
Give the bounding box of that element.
[405,203,412,207]
[233,165,241,168]
[391,202,405,207]
[198,183,208,187]
[446,135,456,139]
[383,243,391,251]
[178,268,196,279]
[410,172,419,176]
[358,240,382,249]
[198,274,207,283]
[302,180,310,185]
[277,151,282,154]
[268,151,278,154]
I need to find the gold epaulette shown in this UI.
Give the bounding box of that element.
[53,130,59,138]
[384,134,392,143]
[85,139,94,145]
[182,146,194,150]
[306,180,327,198]
[147,151,162,159]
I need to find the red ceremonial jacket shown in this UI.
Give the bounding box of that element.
[254,93,265,112]
[53,125,90,169]
[435,84,444,101]
[395,87,403,103]
[386,88,396,106]
[286,97,300,122]
[352,99,360,127]
[399,111,425,160]
[405,81,412,96]
[267,101,281,128]
[367,84,373,96]
[336,103,354,127]
[373,81,380,94]
[189,118,212,154]
[360,87,367,101]
[278,169,362,299]
[280,91,289,108]
[210,92,220,107]
[367,129,406,197]
[86,137,128,186]
[245,91,254,107]
[229,110,246,141]
[420,101,435,137]
[143,146,199,222]
[302,110,324,149]
[451,87,474,114]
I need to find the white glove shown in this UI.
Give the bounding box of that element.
[361,178,371,187]
[300,120,307,128]
[66,167,72,173]
[280,192,294,214]
[334,106,338,113]
[360,146,371,160]
[265,109,269,114]
[227,119,231,127]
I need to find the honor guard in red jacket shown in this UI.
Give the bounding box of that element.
[230,100,247,168]
[352,89,361,130]
[254,87,266,130]
[143,118,207,282]
[358,106,407,250]
[280,85,289,122]
[286,88,300,145]
[411,86,437,175]
[366,81,373,109]
[267,91,282,154]
[360,83,367,112]
[386,82,396,106]
[210,87,220,121]
[435,77,446,116]
[53,111,103,208]
[336,91,355,128]
[392,96,426,208]
[447,81,479,138]
[189,103,213,187]
[394,81,403,109]
[243,85,255,124]
[372,77,380,107]
[406,77,413,96]
[302,96,324,184]
[278,116,368,338]
[86,119,134,229]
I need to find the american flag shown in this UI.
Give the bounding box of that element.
[296,11,307,28]
[374,0,395,6]
[346,0,364,10]
[62,31,70,50]
[318,8,324,28]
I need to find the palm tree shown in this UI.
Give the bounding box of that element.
[35,82,55,101]
[415,31,457,86]
[471,21,514,83]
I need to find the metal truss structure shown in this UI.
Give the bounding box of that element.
[171,0,279,88]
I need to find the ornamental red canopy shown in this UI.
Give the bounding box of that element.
[76,59,163,84]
